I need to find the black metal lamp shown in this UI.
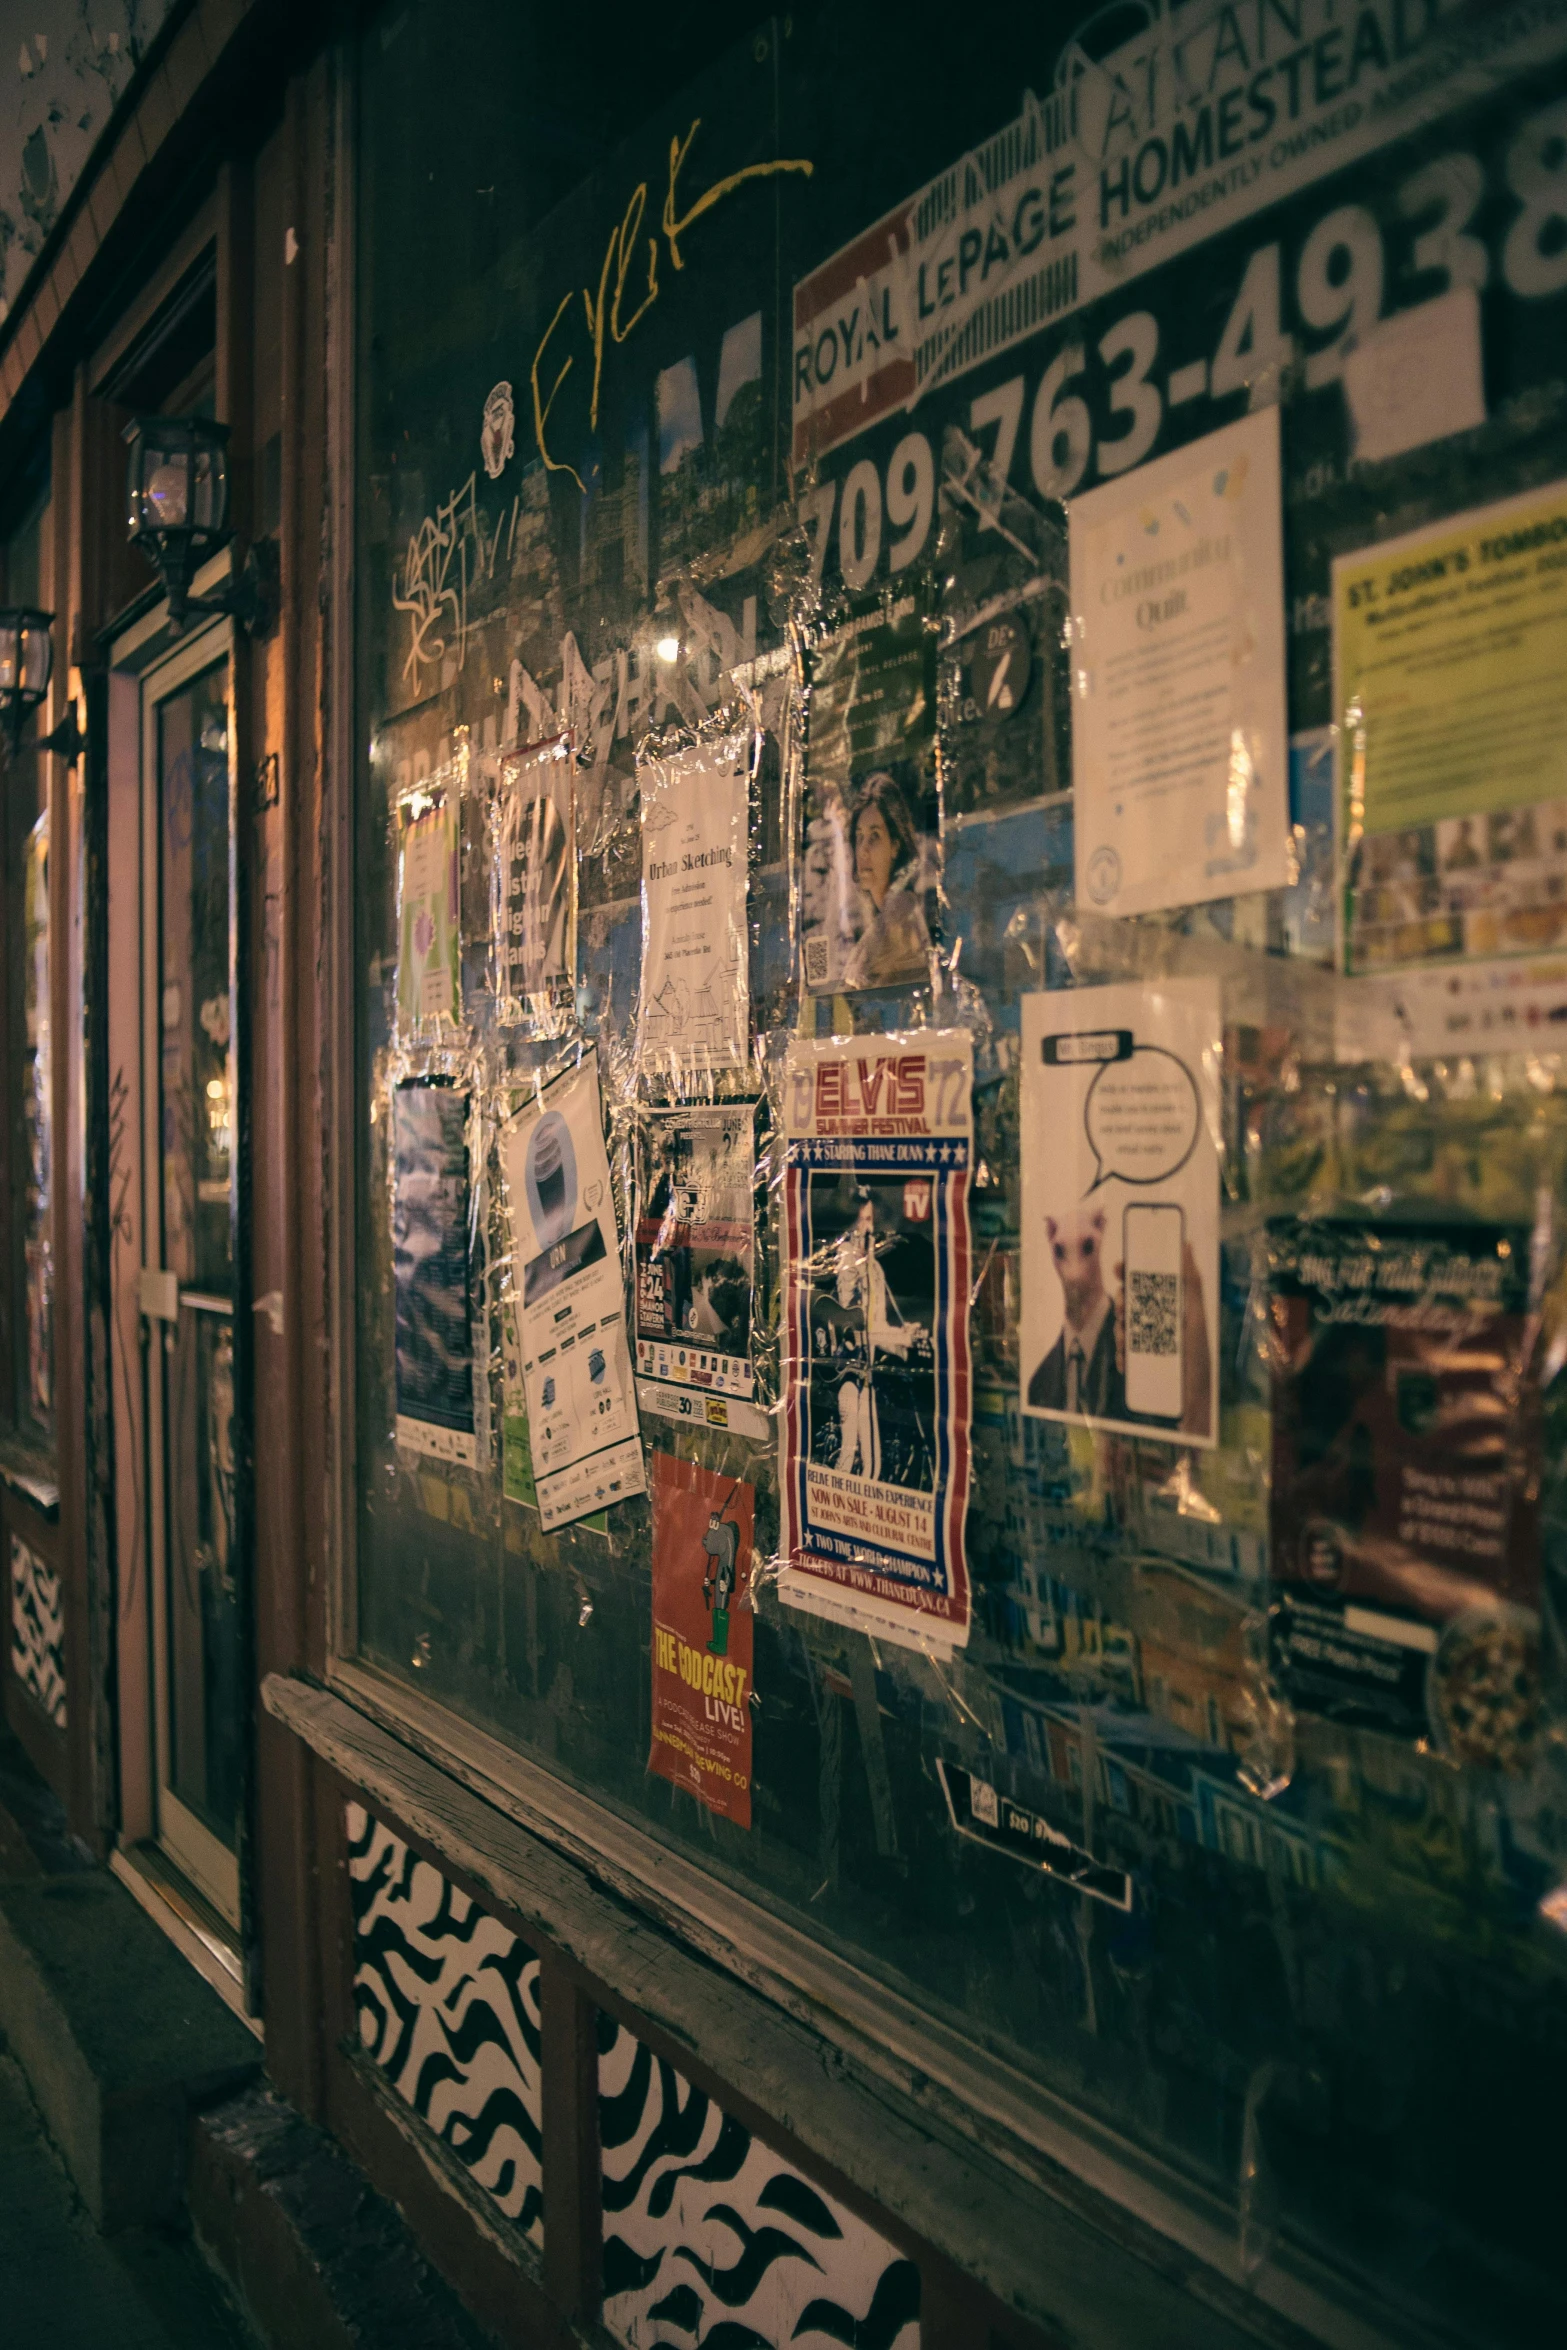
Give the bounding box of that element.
[0,606,86,762]
[124,414,274,635]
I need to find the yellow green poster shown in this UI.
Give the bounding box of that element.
[1335,479,1567,974]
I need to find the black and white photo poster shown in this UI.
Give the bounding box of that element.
[392,1080,477,1466]
[801,592,939,994]
[1020,981,1220,1448]
[639,735,750,1078]
[779,1032,972,1652]
[635,1105,757,1403]
[499,1052,645,1529]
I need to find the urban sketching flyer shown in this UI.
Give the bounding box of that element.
[494,733,576,1030]
[1020,980,1221,1448]
[1267,1215,1541,1770]
[498,1051,645,1529]
[779,1030,973,1652]
[801,590,939,993]
[639,734,750,1075]
[391,1080,477,1467]
[395,794,460,1034]
[649,1454,754,1828]
[1334,478,1567,975]
[635,1105,756,1401]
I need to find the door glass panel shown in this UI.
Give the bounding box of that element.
[156,659,240,1851]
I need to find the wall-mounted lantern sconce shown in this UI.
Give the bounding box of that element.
[0,607,87,762]
[124,414,275,636]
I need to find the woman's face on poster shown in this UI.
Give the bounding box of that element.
[853,804,895,906]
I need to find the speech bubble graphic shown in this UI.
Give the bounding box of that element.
[1083,1046,1201,1193]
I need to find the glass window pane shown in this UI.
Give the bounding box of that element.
[350,7,1567,2335]
[155,657,239,1847]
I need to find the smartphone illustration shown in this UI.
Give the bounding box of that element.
[1123,1203,1184,1422]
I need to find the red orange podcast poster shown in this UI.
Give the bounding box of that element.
[649,1453,754,1828]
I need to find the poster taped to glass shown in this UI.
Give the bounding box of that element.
[1268,1215,1542,1772]
[1019,981,1220,1448]
[499,1051,645,1529]
[1335,478,1567,974]
[649,1454,754,1829]
[395,790,460,1036]
[392,1081,477,1466]
[635,1105,756,1403]
[801,589,939,993]
[639,731,750,1078]
[779,1031,972,1652]
[494,733,576,1030]
[1069,409,1290,917]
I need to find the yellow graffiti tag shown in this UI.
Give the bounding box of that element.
[531,117,812,488]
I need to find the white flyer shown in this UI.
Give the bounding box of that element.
[1020,981,1220,1449]
[1070,407,1289,917]
[494,733,576,1034]
[639,734,750,1077]
[499,1052,645,1529]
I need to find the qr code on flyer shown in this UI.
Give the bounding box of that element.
[1128,1270,1179,1355]
[804,935,830,988]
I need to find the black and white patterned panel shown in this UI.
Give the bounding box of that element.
[9,1533,65,1729]
[600,2014,920,2349]
[345,1802,543,2246]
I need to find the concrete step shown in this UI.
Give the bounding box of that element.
[0,1855,261,2230]
[191,2083,500,2350]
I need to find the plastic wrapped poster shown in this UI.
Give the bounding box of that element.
[22,809,51,1424]
[498,1051,645,1530]
[493,733,576,1030]
[1335,478,1567,975]
[634,1105,759,1415]
[778,1030,973,1653]
[1284,729,1336,964]
[395,793,460,1033]
[639,733,750,1078]
[801,589,938,993]
[391,1081,477,1467]
[1019,981,1221,1449]
[1069,406,1290,917]
[649,1454,754,1828]
[1267,1216,1541,1771]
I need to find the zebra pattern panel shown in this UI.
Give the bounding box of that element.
[9,1533,65,1729]
[600,2013,920,2349]
[345,1802,544,2246]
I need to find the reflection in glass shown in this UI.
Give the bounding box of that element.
[21,811,52,1432]
[157,661,240,1846]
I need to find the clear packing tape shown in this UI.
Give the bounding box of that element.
[371,383,1567,1995]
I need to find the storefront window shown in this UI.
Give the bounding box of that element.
[353,7,1567,2335]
